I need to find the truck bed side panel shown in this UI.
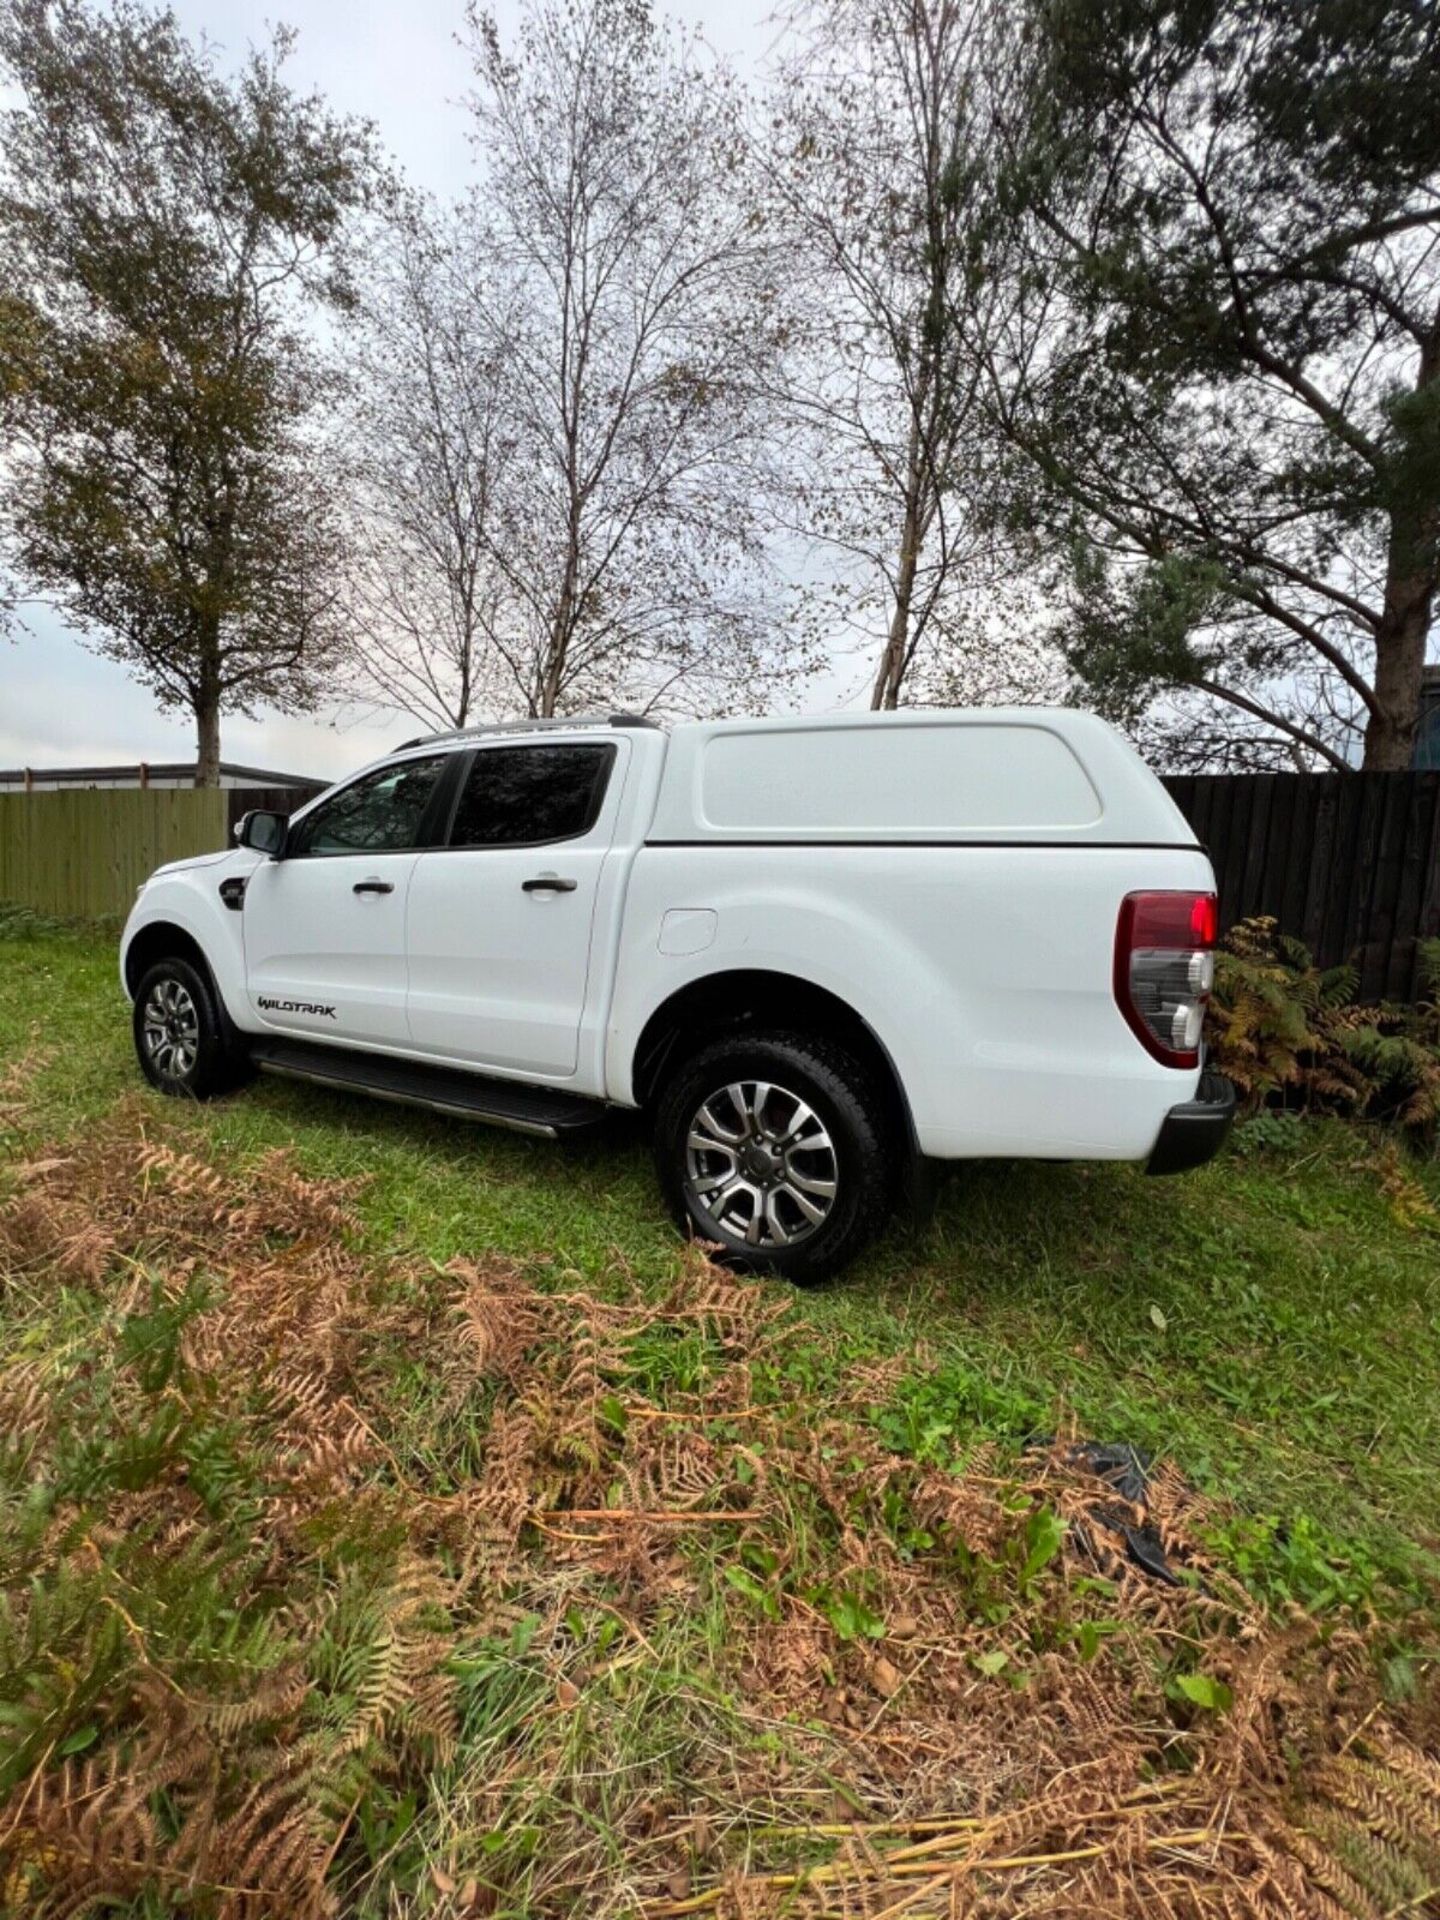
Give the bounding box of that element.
[607,844,1216,1161]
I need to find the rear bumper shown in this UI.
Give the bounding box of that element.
[1145,1070,1236,1176]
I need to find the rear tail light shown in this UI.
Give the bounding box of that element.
[1114,891,1218,1068]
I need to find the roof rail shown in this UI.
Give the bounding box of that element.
[395,712,661,752]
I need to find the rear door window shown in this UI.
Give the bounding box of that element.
[447,744,616,848]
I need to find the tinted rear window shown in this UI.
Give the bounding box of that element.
[448,744,615,848]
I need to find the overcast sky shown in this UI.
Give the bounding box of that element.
[0,0,856,782]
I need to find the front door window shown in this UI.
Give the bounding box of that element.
[288,756,447,857]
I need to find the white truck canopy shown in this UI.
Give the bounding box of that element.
[646,709,1197,847]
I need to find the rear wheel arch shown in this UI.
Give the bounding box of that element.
[631,968,916,1151]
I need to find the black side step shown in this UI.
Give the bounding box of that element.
[249,1038,606,1139]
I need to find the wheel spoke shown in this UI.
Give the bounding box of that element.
[726,1083,756,1137]
[776,1180,826,1227]
[785,1166,836,1199]
[781,1099,830,1151]
[763,1191,793,1245]
[696,1099,744,1145]
[688,1131,738,1165]
[692,1162,736,1200]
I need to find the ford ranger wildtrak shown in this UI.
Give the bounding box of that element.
[120,710,1234,1280]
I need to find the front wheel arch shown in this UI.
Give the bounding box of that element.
[131,950,252,1100]
[124,920,212,1000]
[124,919,249,1044]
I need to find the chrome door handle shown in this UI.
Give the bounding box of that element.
[522,874,577,893]
[353,878,394,895]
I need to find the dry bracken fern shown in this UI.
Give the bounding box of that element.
[1,1095,1437,1919]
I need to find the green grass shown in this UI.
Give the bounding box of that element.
[2,916,1439,1914]
[5,917,1435,1614]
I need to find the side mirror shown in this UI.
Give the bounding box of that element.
[235,808,288,857]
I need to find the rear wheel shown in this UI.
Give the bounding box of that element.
[133,956,250,1100]
[654,1029,894,1284]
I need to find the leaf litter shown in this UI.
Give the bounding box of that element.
[0,1093,1435,1916]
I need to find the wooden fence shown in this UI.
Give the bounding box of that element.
[0,783,323,921]
[224,784,325,837]
[1164,771,1440,1003]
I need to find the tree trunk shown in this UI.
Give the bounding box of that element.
[538,639,563,717]
[540,547,578,718]
[872,512,921,709]
[1364,578,1432,769]
[193,680,222,787]
[871,416,928,711]
[875,368,940,714]
[1363,319,1440,770]
[193,698,221,786]
[454,632,472,728]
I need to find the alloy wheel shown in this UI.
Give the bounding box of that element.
[141,977,200,1082]
[684,1079,839,1248]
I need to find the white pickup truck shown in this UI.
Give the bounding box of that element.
[120,710,1233,1280]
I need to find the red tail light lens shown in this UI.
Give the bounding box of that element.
[1114,890,1218,1068]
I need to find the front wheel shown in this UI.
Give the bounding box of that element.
[653,1030,895,1284]
[133,956,250,1101]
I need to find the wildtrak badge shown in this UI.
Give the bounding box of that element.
[256,995,337,1019]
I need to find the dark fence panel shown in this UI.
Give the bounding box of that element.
[224,783,326,839]
[1162,772,1440,1002]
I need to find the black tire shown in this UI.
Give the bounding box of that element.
[132,955,251,1101]
[653,1029,895,1284]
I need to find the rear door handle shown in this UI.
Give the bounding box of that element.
[522,874,577,893]
[353,878,394,895]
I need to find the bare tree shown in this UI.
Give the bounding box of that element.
[461,0,810,720]
[335,195,517,734]
[768,0,1018,710]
